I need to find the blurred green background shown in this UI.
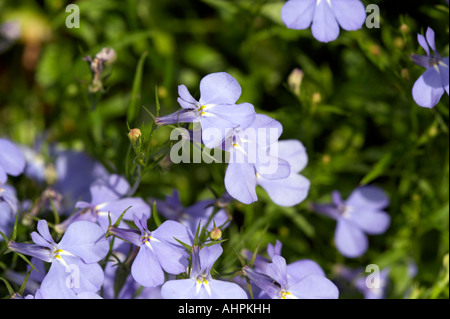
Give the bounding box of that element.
[0,0,448,299]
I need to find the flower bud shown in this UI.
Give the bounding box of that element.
[128,128,142,144]
[209,227,222,241]
[287,68,303,96]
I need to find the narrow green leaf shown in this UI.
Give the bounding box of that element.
[18,269,33,296]
[360,152,393,185]
[127,51,148,124]
[0,277,15,297]
[205,239,228,247]
[152,201,162,227]
[113,206,132,228]
[173,237,192,252]
[16,253,38,272]
[0,230,9,243]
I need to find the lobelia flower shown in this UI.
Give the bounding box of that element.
[411,27,449,108]
[312,185,391,258]
[161,244,248,299]
[281,0,367,43]
[156,72,256,149]
[8,219,110,298]
[0,138,26,184]
[57,174,151,232]
[255,139,310,206]
[243,255,339,299]
[153,189,230,234]
[224,118,310,207]
[109,215,193,287]
[223,114,290,204]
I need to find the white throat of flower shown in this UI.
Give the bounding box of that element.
[338,204,353,218]
[280,289,298,299]
[195,275,212,297]
[197,104,215,117]
[316,0,332,7]
[52,246,75,267]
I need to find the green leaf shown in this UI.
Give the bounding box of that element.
[127,51,148,125]
[152,201,162,228]
[0,277,15,297]
[360,152,393,185]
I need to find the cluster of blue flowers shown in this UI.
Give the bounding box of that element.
[0,0,448,300]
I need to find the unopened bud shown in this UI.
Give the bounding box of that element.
[210,227,222,241]
[128,128,142,144]
[287,68,303,96]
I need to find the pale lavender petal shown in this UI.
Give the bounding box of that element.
[209,279,248,299]
[281,0,316,30]
[244,114,283,146]
[287,259,325,284]
[152,240,189,274]
[200,114,235,149]
[311,0,340,43]
[200,102,256,148]
[224,162,258,205]
[257,173,310,207]
[99,197,151,225]
[178,84,198,109]
[270,140,308,173]
[131,246,165,287]
[161,279,197,299]
[417,34,430,56]
[345,185,390,211]
[63,255,105,294]
[152,220,194,248]
[413,67,445,108]
[335,218,368,258]
[30,232,53,250]
[37,262,78,299]
[199,244,223,274]
[90,174,130,205]
[199,72,242,105]
[58,221,109,263]
[288,274,339,299]
[267,240,283,260]
[332,0,366,31]
[425,27,436,53]
[36,219,56,245]
[255,152,291,180]
[0,138,26,178]
[265,255,288,288]
[347,209,390,235]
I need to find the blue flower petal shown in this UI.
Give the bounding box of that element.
[281,0,316,30]
[311,0,340,43]
[332,0,366,31]
[412,66,445,108]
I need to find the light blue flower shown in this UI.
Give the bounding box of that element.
[411,27,449,108]
[161,244,248,299]
[281,0,367,43]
